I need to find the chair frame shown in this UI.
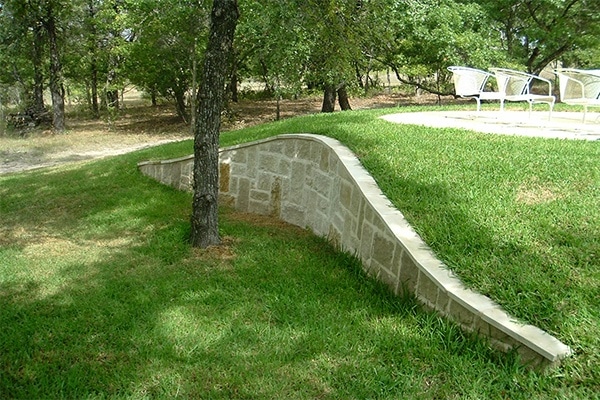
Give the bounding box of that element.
[489,68,555,119]
[447,66,502,112]
[554,68,600,123]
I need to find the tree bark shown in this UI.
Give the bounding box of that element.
[190,39,198,134]
[45,8,66,132]
[87,0,100,118]
[31,25,46,115]
[190,0,239,248]
[228,51,239,103]
[173,86,189,124]
[321,83,336,112]
[337,84,352,111]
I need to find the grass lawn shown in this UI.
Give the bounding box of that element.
[1,104,598,398]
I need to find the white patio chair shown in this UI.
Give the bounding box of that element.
[554,68,600,123]
[489,68,555,119]
[447,66,502,111]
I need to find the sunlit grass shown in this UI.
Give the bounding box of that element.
[1,105,598,397]
[217,106,599,391]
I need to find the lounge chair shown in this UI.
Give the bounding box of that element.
[554,68,600,123]
[447,66,502,111]
[489,68,555,119]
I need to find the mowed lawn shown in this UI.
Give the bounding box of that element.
[1,106,598,398]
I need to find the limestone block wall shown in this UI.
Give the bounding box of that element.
[138,133,571,368]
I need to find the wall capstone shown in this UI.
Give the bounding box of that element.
[138,133,572,368]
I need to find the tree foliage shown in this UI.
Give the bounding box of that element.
[0,0,598,125]
[478,0,600,74]
[123,0,211,121]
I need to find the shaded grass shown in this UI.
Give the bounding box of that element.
[1,105,598,397]
[0,151,548,399]
[215,106,600,391]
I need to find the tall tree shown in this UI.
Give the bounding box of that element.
[190,0,239,248]
[124,0,210,122]
[43,0,66,131]
[0,0,48,114]
[299,0,362,112]
[373,0,504,97]
[480,0,600,74]
[84,0,100,117]
[235,0,311,116]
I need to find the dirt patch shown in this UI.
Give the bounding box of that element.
[0,92,444,175]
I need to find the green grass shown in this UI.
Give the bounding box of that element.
[219,106,599,389]
[1,105,599,398]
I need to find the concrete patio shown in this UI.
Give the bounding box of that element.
[381,110,600,141]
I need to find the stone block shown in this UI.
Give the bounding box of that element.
[356,199,366,240]
[416,273,440,310]
[283,141,297,158]
[315,192,330,214]
[257,173,272,191]
[340,181,353,209]
[281,203,306,227]
[435,288,451,314]
[390,246,402,278]
[259,152,280,174]
[306,169,331,198]
[376,264,398,293]
[229,148,247,164]
[237,178,250,212]
[319,147,330,171]
[229,162,245,178]
[327,223,342,249]
[279,158,291,176]
[268,140,285,154]
[372,233,396,268]
[270,177,282,218]
[398,249,419,291]
[327,155,338,175]
[229,176,239,194]
[296,140,311,160]
[219,163,230,193]
[310,141,322,162]
[250,189,270,202]
[246,148,259,178]
[447,298,475,328]
[249,199,270,216]
[219,194,235,207]
[290,161,307,192]
[360,223,374,264]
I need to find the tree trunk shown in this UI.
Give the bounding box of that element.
[337,84,352,111]
[87,0,99,118]
[173,86,189,124]
[46,10,66,132]
[105,89,119,109]
[321,84,336,112]
[228,52,239,103]
[229,67,239,103]
[190,0,239,248]
[31,25,46,115]
[190,39,198,134]
[90,59,100,118]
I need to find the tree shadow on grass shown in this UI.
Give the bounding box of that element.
[0,144,564,399]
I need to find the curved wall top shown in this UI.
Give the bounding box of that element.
[138,133,572,368]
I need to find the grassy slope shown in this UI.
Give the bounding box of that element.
[218,107,599,389]
[1,106,598,398]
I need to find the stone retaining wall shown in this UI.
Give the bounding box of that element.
[138,133,571,368]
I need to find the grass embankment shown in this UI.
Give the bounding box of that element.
[1,106,598,398]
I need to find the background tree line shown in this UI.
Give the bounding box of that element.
[0,0,598,132]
